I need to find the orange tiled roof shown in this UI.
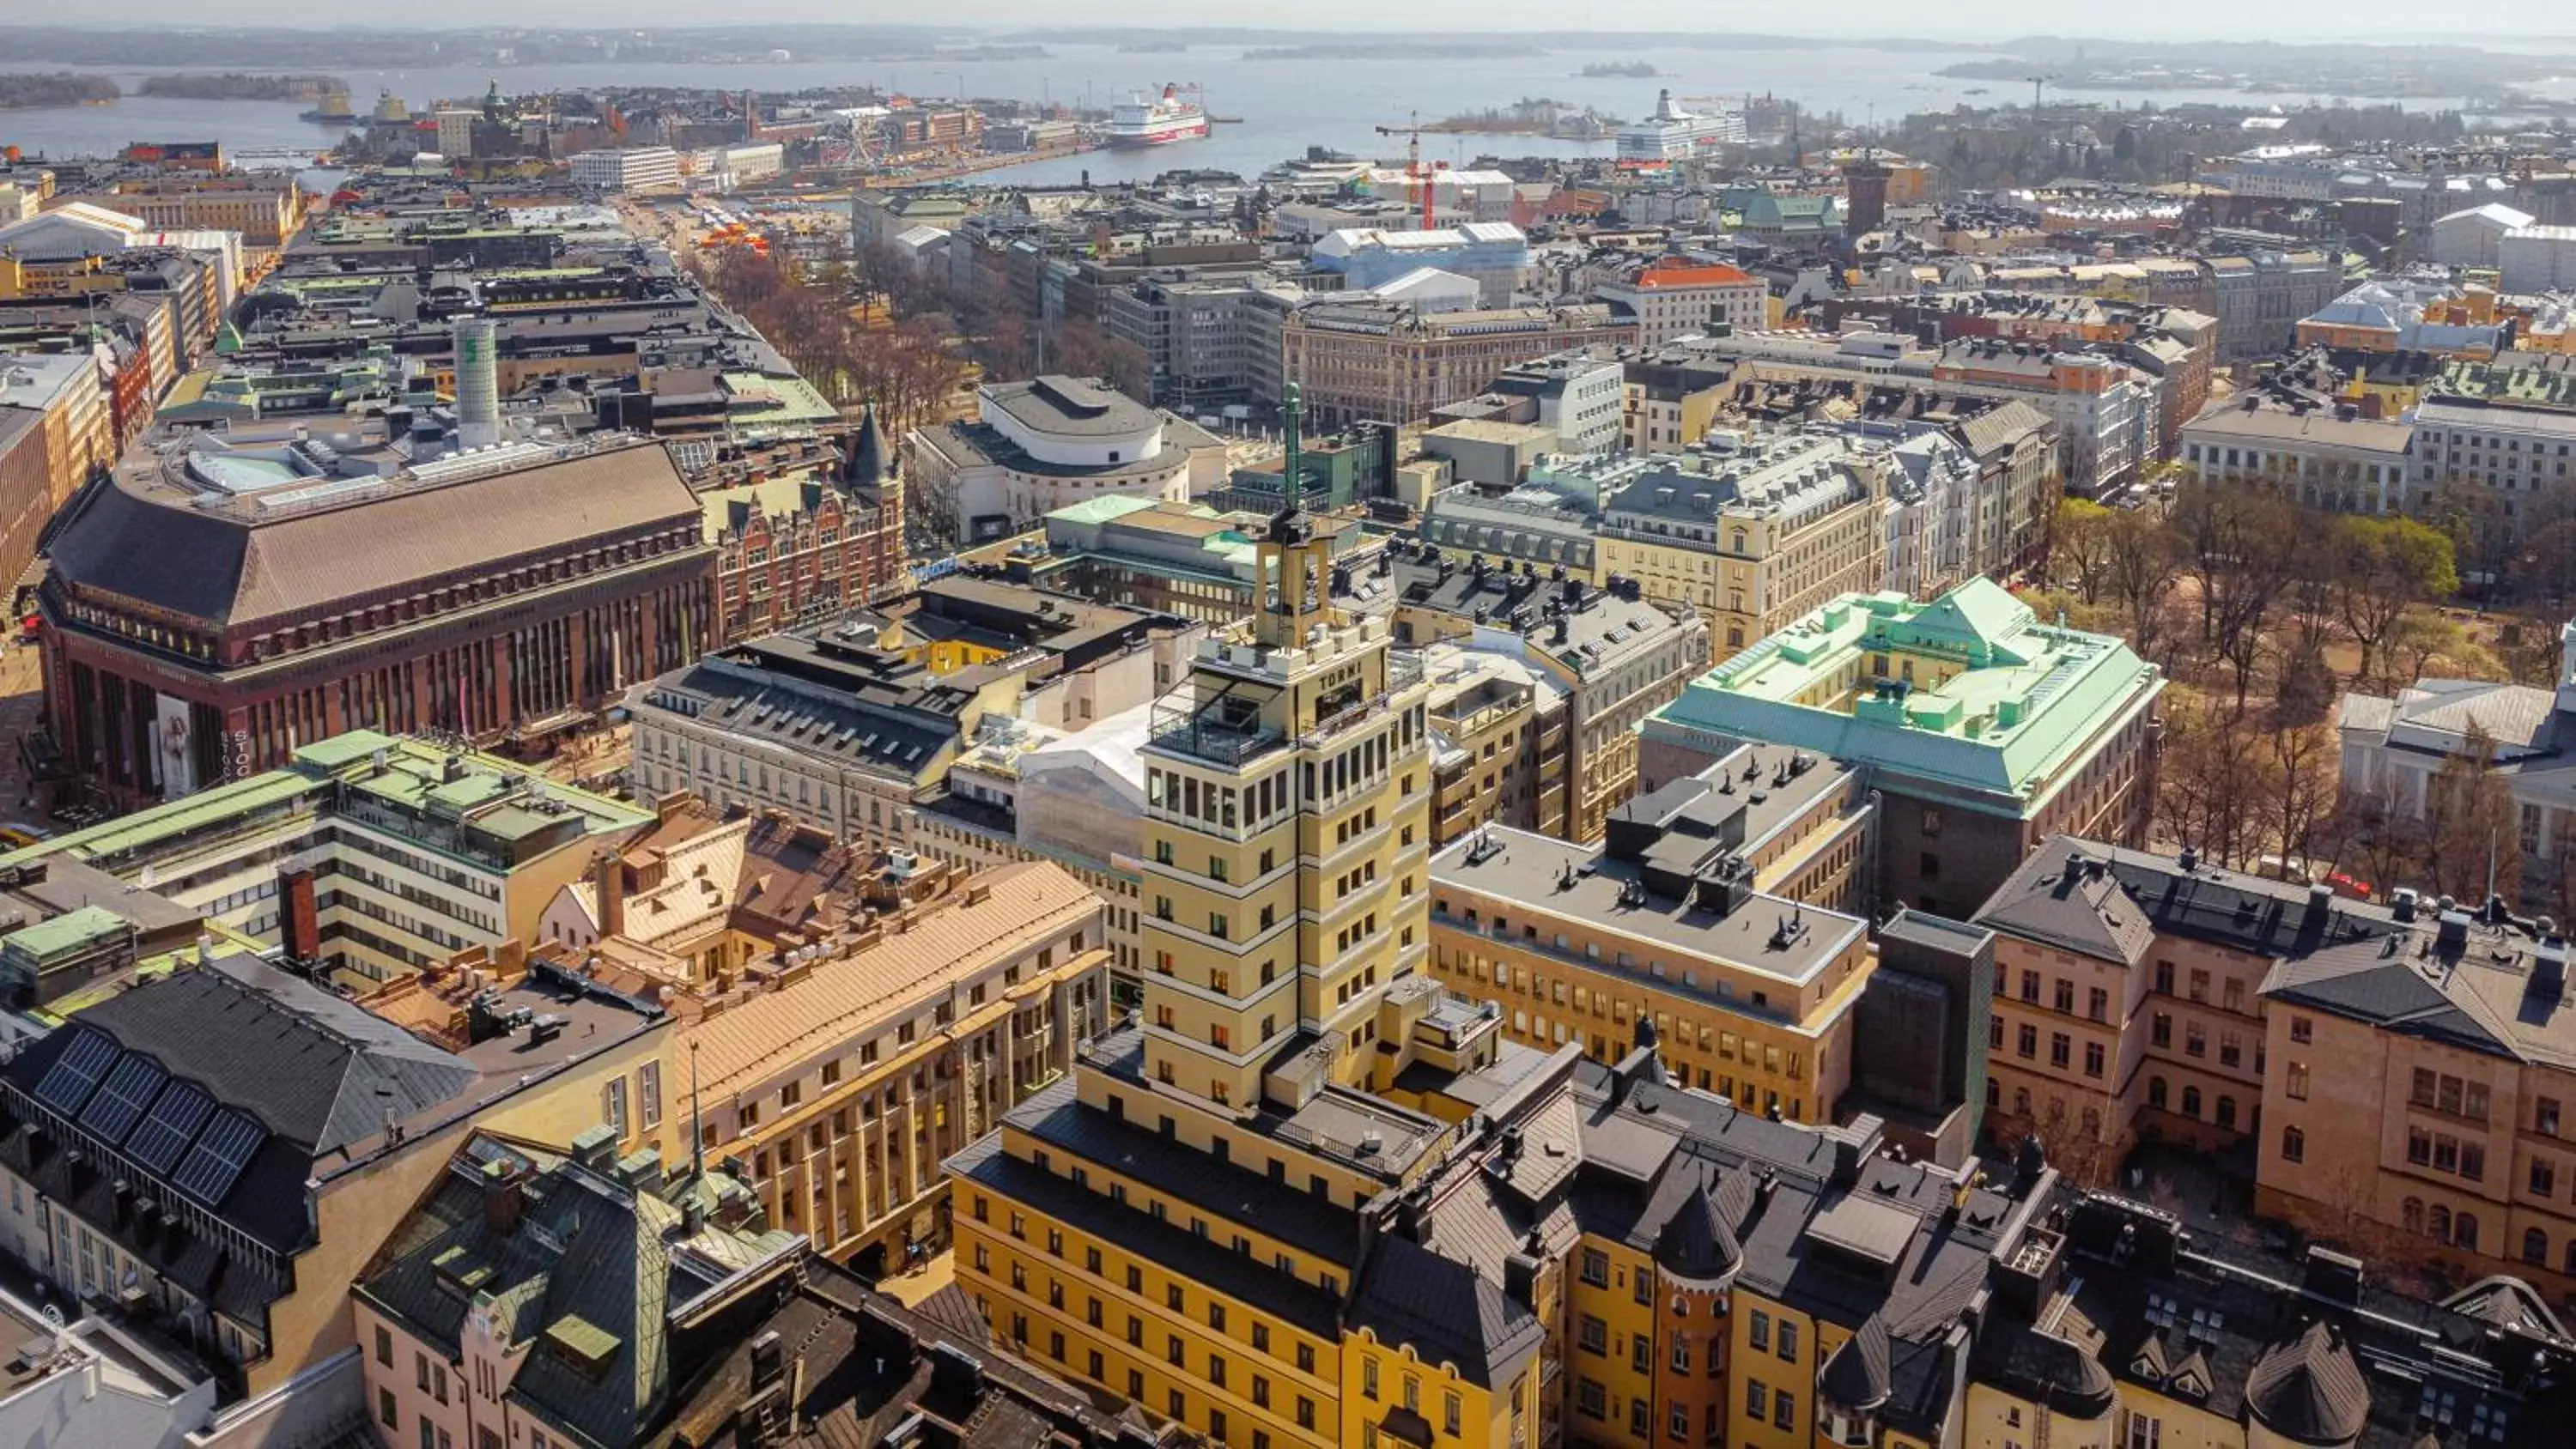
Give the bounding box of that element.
[1635,259,1759,289]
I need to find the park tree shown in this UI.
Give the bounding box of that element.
[2334,515,2458,685]
[2098,505,2187,670]
[2051,496,2117,603]
[2156,686,2265,870]
[2421,719,2519,907]
[2169,480,2302,703]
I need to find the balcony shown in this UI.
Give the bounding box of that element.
[1150,690,1286,768]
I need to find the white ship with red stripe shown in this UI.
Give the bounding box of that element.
[1108,84,1210,147]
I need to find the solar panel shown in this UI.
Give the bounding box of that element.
[125,1082,213,1174]
[33,1029,118,1116]
[172,1108,265,1206]
[80,1055,167,1145]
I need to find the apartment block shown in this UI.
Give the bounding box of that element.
[1592,258,1768,346]
[1698,328,2154,496]
[0,730,657,988]
[628,577,1203,854]
[2259,891,2576,1304]
[1282,300,1637,430]
[522,856,1108,1273]
[1380,550,1706,843]
[1422,643,1569,845]
[353,1128,799,1449]
[1428,743,1875,1121]
[0,947,671,1397]
[1578,433,1892,662]
[1971,840,2373,1184]
[2182,396,2419,514]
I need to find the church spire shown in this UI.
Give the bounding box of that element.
[843,398,890,490]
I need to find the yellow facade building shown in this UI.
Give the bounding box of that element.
[942,492,2116,1449]
[1429,741,1878,1123]
[1578,434,1892,662]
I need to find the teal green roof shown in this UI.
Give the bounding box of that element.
[1048,494,1169,526]
[0,770,326,870]
[0,730,650,874]
[1643,579,2164,817]
[2,906,131,961]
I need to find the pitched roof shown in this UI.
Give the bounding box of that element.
[1652,1173,1743,1286]
[1818,1313,1893,1410]
[1349,1229,1544,1390]
[681,862,1097,1097]
[2245,1319,2370,1446]
[357,1136,798,1449]
[50,440,702,628]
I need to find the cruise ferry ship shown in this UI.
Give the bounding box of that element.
[1108,84,1211,148]
[1616,88,1747,161]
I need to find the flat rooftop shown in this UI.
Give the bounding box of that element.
[983,375,1157,438]
[1431,825,1864,996]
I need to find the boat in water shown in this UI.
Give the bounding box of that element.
[1108,83,1210,148]
[300,91,356,125]
[1614,88,1746,160]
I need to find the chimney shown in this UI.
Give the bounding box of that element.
[592,851,626,942]
[2305,882,2335,932]
[482,1158,525,1235]
[2300,1245,2365,1307]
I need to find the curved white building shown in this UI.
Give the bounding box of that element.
[906,375,1227,543]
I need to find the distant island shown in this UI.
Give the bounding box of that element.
[1935,38,2572,100]
[0,71,121,110]
[1581,61,1660,78]
[921,45,1051,63]
[1428,97,1620,138]
[136,72,350,101]
[1243,42,1543,62]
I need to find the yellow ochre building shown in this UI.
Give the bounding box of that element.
[949,462,2200,1449]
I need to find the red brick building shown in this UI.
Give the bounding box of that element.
[709,403,907,642]
[39,427,716,799]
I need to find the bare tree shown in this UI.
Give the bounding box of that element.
[2157,686,2265,869]
[2169,481,2301,705]
[2422,719,2519,906]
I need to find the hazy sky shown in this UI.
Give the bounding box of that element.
[10,3,2555,45]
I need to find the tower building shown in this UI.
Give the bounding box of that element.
[1138,385,1440,1108]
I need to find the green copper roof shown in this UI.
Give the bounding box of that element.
[1,905,131,961]
[1049,494,1169,525]
[0,730,649,873]
[1643,578,2164,816]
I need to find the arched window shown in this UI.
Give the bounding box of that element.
[2182,1085,2202,1119]
[2081,1106,2102,1137]
[1986,1077,2000,1108]
[2430,1203,2451,1240]
[2524,1228,2549,1265]
[2561,1240,2576,1276]
[2014,1088,2032,1117]
[2148,1076,2168,1109]
[2403,1198,2425,1235]
[2217,1095,2239,1130]
[2457,1214,2480,1252]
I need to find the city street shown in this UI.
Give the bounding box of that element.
[0,641,44,823]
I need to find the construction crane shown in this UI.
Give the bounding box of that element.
[2025,74,2055,110]
[1374,112,1437,230]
